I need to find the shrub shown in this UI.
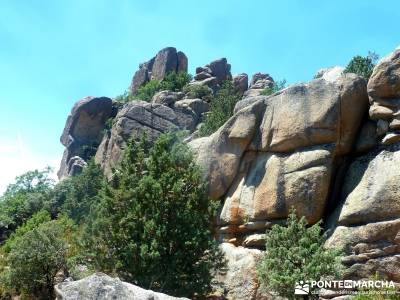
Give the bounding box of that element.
[260,79,287,96]
[182,84,213,102]
[1,218,74,299]
[257,209,342,299]
[134,80,162,101]
[117,71,193,102]
[0,168,54,241]
[82,133,223,298]
[344,51,378,80]
[160,71,192,92]
[198,81,241,137]
[51,161,104,224]
[1,210,51,254]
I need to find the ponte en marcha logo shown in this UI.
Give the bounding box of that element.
[294,279,397,295]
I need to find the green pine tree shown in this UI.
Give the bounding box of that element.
[257,209,342,299]
[82,133,223,298]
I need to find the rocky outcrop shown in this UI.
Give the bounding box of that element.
[55,273,188,300]
[95,101,203,177]
[314,66,345,82]
[190,73,368,246]
[58,96,115,179]
[324,48,400,282]
[367,48,400,145]
[243,73,274,97]
[130,47,188,94]
[233,73,249,95]
[189,58,232,92]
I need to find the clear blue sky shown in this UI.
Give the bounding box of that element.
[0,0,399,193]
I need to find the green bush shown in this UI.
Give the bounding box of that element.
[134,79,163,101]
[198,81,241,137]
[1,210,51,254]
[0,168,54,241]
[82,133,223,298]
[50,161,104,224]
[260,79,287,96]
[182,84,213,102]
[257,209,342,299]
[344,51,378,80]
[1,217,75,299]
[117,72,193,103]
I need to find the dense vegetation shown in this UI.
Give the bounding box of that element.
[198,81,241,137]
[344,51,378,80]
[116,71,192,102]
[0,133,222,299]
[257,209,342,299]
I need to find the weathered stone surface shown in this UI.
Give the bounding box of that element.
[353,121,377,154]
[242,73,274,98]
[326,219,400,281]
[376,119,389,136]
[335,145,400,226]
[67,156,87,176]
[212,243,272,300]
[96,101,202,177]
[382,132,400,145]
[368,48,400,100]
[152,90,184,106]
[58,96,114,179]
[191,73,368,235]
[233,73,248,95]
[130,47,188,94]
[206,58,232,84]
[314,66,344,82]
[55,273,188,300]
[219,146,333,225]
[369,103,394,120]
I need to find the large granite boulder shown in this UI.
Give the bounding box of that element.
[55,273,188,300]
[190,73,368,244]
[212,243,275,300]
[367,47,400,146]
[58,96,115,179]
[130,47,188,94]
[95,101,203,177]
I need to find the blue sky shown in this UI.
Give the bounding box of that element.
[0,0,399,193]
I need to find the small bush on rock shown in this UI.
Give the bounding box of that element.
[344,51,379,80]
[182,84,213,102]
[257,209,342,299]
[260,79,287,96]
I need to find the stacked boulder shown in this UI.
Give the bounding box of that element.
[243,73,274,97]
[58,97,116,179]
[188,58,232,92]
[190,73,368,245]
[129,47,188,94]
[367,48,400,145]
[326,47,400,282]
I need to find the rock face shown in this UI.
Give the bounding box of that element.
[95,101,203,177]
[367,48,400,146]
[243,73,274,97]
[55,273,188,300]
[58,96,115,179]
[190,73,368,246]
[324,47,400,283]
[130,47,188,94]
[190,58,232,92]
[57,46,400,299]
